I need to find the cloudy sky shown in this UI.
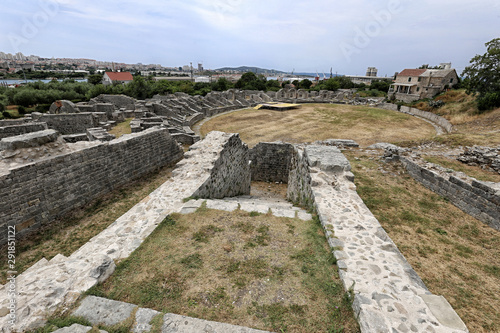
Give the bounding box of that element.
[0,0,498,76]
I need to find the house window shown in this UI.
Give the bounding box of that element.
[417,87,420,92]
[450,78,454,83]
[418,77,422,82]
[408,77,412,82]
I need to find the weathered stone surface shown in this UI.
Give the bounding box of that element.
[314,139,359,148]
[0,132,255,331]
[0,129,59,150]
[458,145,500,174]
[192,131,251,199]
[402,156,499,231]
[287,144,468,332]
[52,323,107,333]
[86,127,115,141]
[0,122,48,140]
[0,128,183,245]
[49,100,78,114]
[134,307,161,333]
[249,142,293,183]
[162,313,270,333]
[72,296,136,327]
[421,295,468,331]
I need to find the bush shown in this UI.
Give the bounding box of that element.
[477,92,500,112]
[17,105,26,114]
[35,104,51,113]
[2,111,12,118]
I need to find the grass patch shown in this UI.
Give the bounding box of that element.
[0,165,175,284]
[89,208,360,332]
[200,103,435,147]
[108,118,133,138]
[346,149,500,333]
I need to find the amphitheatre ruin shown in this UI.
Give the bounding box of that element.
[0,88,499,332]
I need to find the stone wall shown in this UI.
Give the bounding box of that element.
[193,131,251,199]
[0,122,48,139]
[378,103,453,133]
[286,145,468,332]
[249,142,293,183]
[402,157,500,231]
[0,128,183,245]
[31,113,99,134]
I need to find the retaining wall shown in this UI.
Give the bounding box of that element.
[402,157,500,231]
[249,142,294,183]
[0,122,48,139]
[193,132,251,198]
[0,131,251,332]
[31,113,99,134]
[378,103,453,133]
[0,128,183,245]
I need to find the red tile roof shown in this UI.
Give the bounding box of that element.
[397,69,427,77]
[105,72,133,81]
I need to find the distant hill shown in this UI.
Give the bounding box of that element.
[215,66,287,74]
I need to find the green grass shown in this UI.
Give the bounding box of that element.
[86,209,360,332]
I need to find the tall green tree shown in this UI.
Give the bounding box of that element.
[462,38,500,111]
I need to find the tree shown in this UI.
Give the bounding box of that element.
[462,38,500,111]
[235,72,266,91]
[88,74,103,85]
[299,79,313,90]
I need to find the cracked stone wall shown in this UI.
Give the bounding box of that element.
[193,131,251,199]
[0,128,183,245]
[249,142,293,183]
[402,157,500,231]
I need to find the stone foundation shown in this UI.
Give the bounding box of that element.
[0,128,183,245]
[402,157,500,231]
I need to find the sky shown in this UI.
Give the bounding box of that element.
[0,0,499,76]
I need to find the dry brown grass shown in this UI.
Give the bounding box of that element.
[200,104,436,147]
[88,207,360,332]
[345,149,500,333]
[108,118,133,138]
[0,165,174,285]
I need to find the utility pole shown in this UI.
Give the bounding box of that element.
[190,62,194,82]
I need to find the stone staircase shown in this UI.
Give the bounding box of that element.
[179,196,313,221]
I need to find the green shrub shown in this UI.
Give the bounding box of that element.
[17,105,26,114]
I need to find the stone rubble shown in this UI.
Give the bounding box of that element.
[457,145,500,174]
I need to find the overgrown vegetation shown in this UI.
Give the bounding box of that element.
[423,155,500,183]
[86,208,360,332]
[345,149,500,333]
[462,37,500,111]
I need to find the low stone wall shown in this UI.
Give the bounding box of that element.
[249,142,293,183]
[193,132,251,199]
[287,145,468,332]
[0,128,183,245]
[31,113,99,134]
[0,122,48,139]
[0,131,251,332]
[378,103,453,133]
[402,157,500,231]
